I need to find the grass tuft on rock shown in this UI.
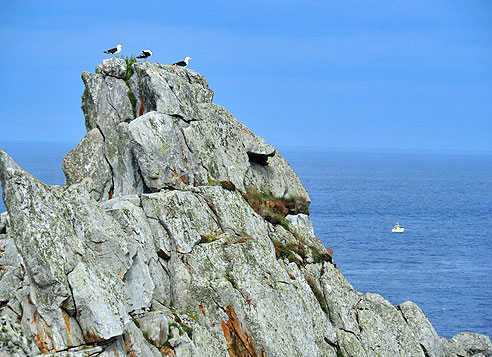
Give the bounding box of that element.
[124,55,137,86]
[180,323,193,339]
[127,91,137,117]
[306,276,329,314]
[123,55,138,117]
[200,230,221,243]
[311,247,333,264]
[206,177,236,192]
[272,239,303,265]
[242,186,309,229]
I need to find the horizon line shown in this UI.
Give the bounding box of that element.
[1,140,491,154]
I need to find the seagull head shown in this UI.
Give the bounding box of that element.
[117,44,123,49]
[185,56,192,63]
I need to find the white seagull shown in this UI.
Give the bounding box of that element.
[172,56,192,67]
[104,44,123,57]
[136,50,152,62]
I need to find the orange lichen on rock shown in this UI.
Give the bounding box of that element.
[221,304,266,357]
[122,332,133,354]
[33,334,49,354]
[62,310,71,335]
[33,327,54,354]
[161,347,176,356]
[138,95,145,117]
[27,303,55,353]
[169,169,189,185]
[199,302,206,316]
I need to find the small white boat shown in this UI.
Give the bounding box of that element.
[392,222,405,232]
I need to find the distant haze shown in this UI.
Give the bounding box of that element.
[1,1,491,151]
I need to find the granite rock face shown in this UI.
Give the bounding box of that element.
[0,58,490,356]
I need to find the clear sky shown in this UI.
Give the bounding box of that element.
[1,1,491,150]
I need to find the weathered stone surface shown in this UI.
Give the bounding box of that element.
[447,332,492,357]
[0,150,133,351]
[0,212,8,233]
[67,262,128,341]
[185,103,309,199]
[120,320,161,357]
[0,315,40,356]
[128,112,207,191]
[81,71,133,131]
[136,311,168,347]
[141,190,219,253]
[128,62,214,120]
[62,128,112,201]
[95,57,127,79]
[286,213,315,236]
[79,69,141,198]
[319,261,427,357]
[1,61,490,356]
[398,301,448,357]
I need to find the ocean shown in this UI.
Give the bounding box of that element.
[0,142,491,339]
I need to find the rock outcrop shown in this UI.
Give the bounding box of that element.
[0,58,490,356]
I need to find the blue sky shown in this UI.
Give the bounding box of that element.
[1,1,491,150]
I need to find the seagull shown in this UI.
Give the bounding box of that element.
[172,56,192,67]
[136,50,152,62]
[104,44,123,57]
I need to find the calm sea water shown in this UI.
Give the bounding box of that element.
[0,143,491,339]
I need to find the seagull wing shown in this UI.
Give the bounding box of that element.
[104,47,117,54]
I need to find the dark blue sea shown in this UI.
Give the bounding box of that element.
[0,142,491,339]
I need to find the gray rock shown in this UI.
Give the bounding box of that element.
[136,311,168,347]
[128,112,207,191]
[62,128,112,201]
[319,261,428,357]
[0,315,40,356]
[128,62,214,120]
[81,71,133,131]
[122,252,155,313]
[121,320,161,357]
[398,301,448,357]
[0,149,134,350]
[39,345,103,356]
[67,261,128,341]
[0,212,8,234]
[286,213,315,236]
[141,190,219,254]
[447,332,492,357]
[79,69,141,198]
[95,58,127,79]
[0,237,20,268]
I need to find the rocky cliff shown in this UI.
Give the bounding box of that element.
[0,58,490,357]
